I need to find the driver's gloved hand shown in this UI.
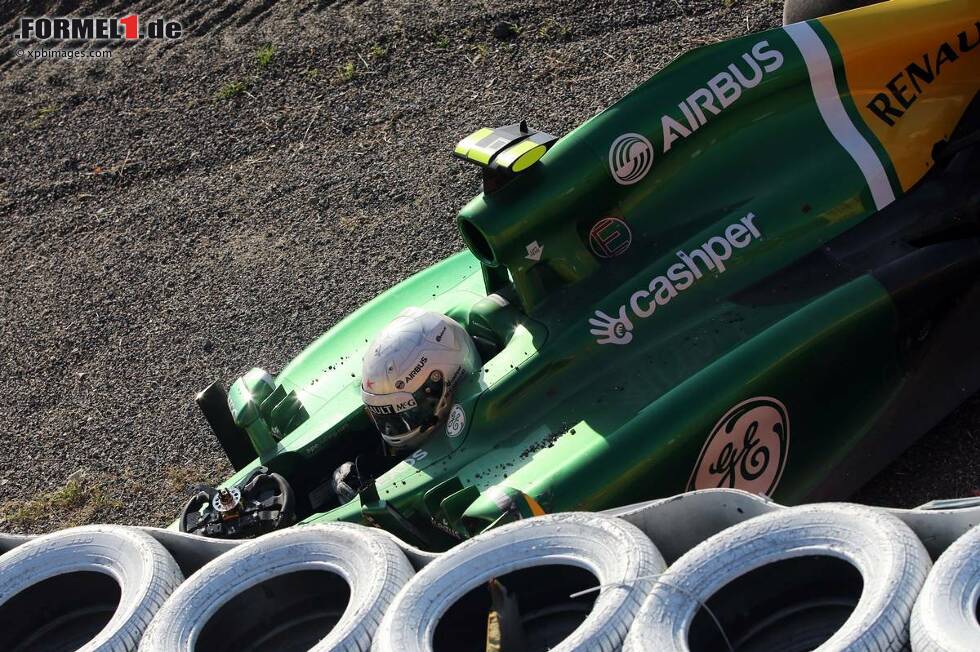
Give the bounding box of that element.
[331,461,360,504]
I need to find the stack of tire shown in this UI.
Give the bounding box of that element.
[2,503,980,651]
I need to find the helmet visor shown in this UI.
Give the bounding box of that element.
[364,373,446,443]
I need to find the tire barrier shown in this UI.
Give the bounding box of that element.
[371,512,665,652]
[623,503,931,652]
[1,490,979,651]
[0,525,183,652]
[911,523,980,652]
[139,524,414,652]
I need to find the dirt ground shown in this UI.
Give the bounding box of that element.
[0,0,977,534]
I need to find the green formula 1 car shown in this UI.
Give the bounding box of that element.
[179,0,980,549]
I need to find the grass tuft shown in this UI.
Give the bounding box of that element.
[256,43,275,69]
[336,61,357,82]
[216,80,250,100]
[466,42,490,65]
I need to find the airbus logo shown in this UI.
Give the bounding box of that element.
[607,40,785,185]
[608,133,653,185]
[404,356,428,384]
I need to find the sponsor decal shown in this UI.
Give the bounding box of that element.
[607,40,784,183]
[447,366,464,391]
[660,40,783,154]
[404,356,428,384]
[866,22,979,127]
[816,4,978,192]
[446,404,466,438]
[590,212,762,345]
[366,397,418,415]
[428,517,464,540]
[404,449,428,467]
[688,396,790,496]
[608,133,653,185]
[589,217,632,258]
[589,307,634,346]
[395,398,416,411]
[525,240,544,262]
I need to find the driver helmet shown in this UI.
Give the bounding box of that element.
[361,307,479,449]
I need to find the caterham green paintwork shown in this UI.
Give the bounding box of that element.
[189,0,980,548]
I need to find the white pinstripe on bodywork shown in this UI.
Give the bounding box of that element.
[784,21,896,211]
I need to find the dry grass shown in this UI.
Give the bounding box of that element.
[163,464,222,494]
[29,105,57,128]
[0,463,221,533]
[0,474,123,531]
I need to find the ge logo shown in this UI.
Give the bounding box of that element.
[446,404,466,438]
[687,397,790,496]
[608,133,653,185]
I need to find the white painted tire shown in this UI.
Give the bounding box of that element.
[372,512,666,652]
[911,523,980,652]
[139,523,414,651]
[625,503,931,652]
[0,524,184,652]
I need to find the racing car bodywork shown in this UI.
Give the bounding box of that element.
[189,0,980,548]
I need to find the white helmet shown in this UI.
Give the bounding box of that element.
[361,307,479,449]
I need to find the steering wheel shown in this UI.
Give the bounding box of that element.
[179,467,296,539]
